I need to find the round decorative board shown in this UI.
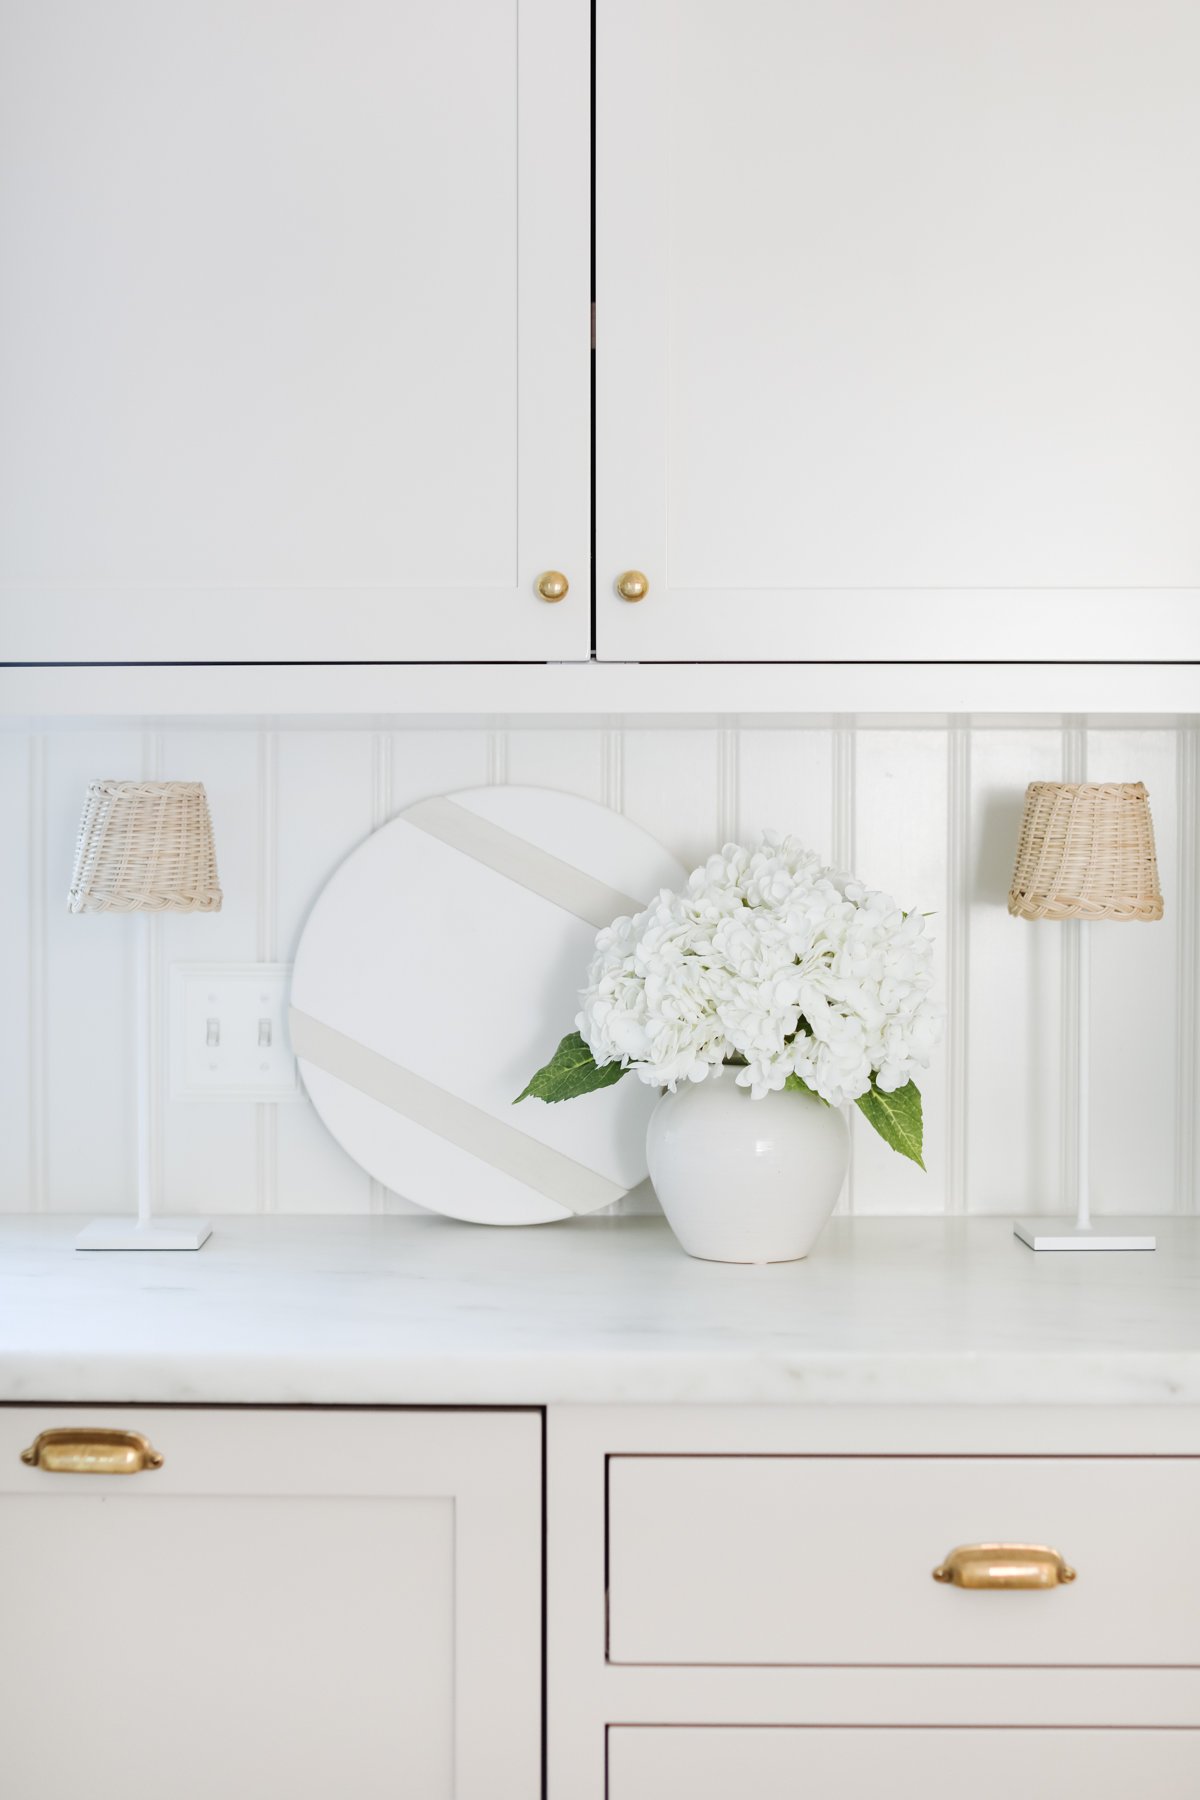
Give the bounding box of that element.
[290,787,687,1224]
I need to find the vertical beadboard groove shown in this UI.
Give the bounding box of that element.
[831,729,856,870]
[368,732,395,1214]
[27,735,47,1211]
[601,728,624,813]
[715,728,740,843]
[1059,722,1087,1213]
[142,731,165,1208]
[1176,727,1200,1213]
[831,728,857,1213]
[370,730,395,827]
[256,732,279,1213]
[487,729,509,785]
[600,727,628,1214]
[945,726,971,1214]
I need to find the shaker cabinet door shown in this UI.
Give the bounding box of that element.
[0,0,589,663]
[0,1407,542,1800]
[596,0,1200,663]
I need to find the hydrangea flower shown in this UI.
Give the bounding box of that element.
[576,834,942,1106]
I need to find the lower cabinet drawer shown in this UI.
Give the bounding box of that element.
[607,1728,1200,1799]
[607,1455,1200,1665]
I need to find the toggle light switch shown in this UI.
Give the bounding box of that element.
[171,965,299,1100]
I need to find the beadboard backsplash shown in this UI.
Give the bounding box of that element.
[3,720,1197,1220]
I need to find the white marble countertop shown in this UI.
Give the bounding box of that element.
[1,1213,1198,1407]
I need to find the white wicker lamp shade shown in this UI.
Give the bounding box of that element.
[69,780,222,914]
[1008,782,1163,924]
[1008,780,1163,1254]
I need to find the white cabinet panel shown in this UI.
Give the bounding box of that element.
[608,1728,1200,1800]
[597,0,1200,661]
[0,0,588,663]
[0,1407,541,1800]
[608,1455,1200,1666]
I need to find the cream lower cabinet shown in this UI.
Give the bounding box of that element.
[9,1401,1200,1799]
[548,1405,1200,1799]
[0,1407,542,1800]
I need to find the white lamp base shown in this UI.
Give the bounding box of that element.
[1013,1218,1155,1252]
[76,1218,212,1252]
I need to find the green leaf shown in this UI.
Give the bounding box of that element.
[783,1073,829,1105]
[513,1032,626,1104]
[854,1080,925,1168]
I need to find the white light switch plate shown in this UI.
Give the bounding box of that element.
[171,964,300,1100]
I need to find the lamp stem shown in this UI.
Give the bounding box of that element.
[1075,917,1091,1232]
[136,912,155,1231]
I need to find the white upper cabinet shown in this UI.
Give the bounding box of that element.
[0,0,589,663]
[596,0,1200,662]
[6,1,1198,673]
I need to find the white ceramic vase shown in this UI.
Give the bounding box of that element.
[645,1076,850,1264]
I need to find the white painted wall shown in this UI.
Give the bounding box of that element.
[2,721,1196,1219]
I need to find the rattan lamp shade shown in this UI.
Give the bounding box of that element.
[1007,782,1163,924]
[68,780,222,914]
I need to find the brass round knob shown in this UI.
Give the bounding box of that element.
[615,570,649,602]
[535,570,569,603]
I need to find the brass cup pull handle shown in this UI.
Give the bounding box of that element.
[933,1543,1076,1590]
[20,1428,164,1476]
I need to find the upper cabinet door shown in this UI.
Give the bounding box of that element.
[597,0,1200,662]
[0,0,589,663]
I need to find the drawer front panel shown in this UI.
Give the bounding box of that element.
[608,1728,1200,1799]
[607,1456,1200,1666]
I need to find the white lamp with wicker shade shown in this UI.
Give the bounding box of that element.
[69,780,221,1251]
[1008,780,1164,1252]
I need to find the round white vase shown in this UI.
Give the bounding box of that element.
[645,1077,850,1264]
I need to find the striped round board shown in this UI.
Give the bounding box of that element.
[291,787,686,1224]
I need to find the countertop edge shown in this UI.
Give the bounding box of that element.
[4,1350,1200,1409]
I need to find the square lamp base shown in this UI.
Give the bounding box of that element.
[76,1218,212,1252]
[1013,1218,1156,1252]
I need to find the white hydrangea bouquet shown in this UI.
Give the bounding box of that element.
[517,833,942,1167]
